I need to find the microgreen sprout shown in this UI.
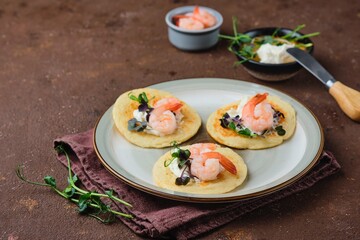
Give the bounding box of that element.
[128,92,153,112]
[164,142,192,186]
[16,144,133,223]
[127,92,154,132]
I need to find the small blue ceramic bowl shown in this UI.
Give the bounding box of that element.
[165,6,223,51]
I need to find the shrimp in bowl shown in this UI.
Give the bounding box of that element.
[173,6,217,30]
[153,143,247,194]
[206,92,296,149]
[112,88,201,148]
[165,6,223,51]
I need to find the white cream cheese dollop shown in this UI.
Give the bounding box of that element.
[256,43,295,64]
[169,158,190,178]
[226,96,249,118]
[133,109,147,122]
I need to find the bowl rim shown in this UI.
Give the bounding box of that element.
[165,5,223,34]
[233,27,314,67]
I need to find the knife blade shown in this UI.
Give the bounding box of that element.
[287,47,336,88]
[286,47,360,122]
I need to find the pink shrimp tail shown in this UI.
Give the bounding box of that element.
[193,6,200,15]
[153,102,182,114]
[201,152,237,175]
[168,102,183,111]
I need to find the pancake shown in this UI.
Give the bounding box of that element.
[206,95,296,149]
[112,88,201,148]
[153,144,247,194]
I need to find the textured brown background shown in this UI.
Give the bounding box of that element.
[1,0,359,239]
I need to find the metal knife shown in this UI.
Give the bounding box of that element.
[287,48,360,122]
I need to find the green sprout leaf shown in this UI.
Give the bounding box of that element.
[128,118,147,132]
[78,192,92,213]
[275,126,286,136]
[44,176,56,188]
[128,94,138,101]
[63,185,75,198]
[262,35,274,44]
[175,176,190,186]
[138,92,148,103]
[228,122,236,130]
[238,128,253,137]
[105,190,113,198]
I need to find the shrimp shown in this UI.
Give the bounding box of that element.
[148,98,183,135]
[174,15,205,30]
[189,143,237,181]
[172,6,216,30]
[241,93,274,134]
[191,157,222,181]
[192,6,216,28]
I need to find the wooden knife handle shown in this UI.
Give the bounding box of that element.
[329,81,360,122]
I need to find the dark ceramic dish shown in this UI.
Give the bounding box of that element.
[234,27,314,81]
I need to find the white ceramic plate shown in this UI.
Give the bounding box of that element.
[94,78,324,202]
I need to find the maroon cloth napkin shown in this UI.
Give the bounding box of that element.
[54,129,340,240]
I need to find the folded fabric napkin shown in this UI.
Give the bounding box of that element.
[54,129,340,240]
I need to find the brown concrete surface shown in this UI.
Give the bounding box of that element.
[1,0,359,239]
